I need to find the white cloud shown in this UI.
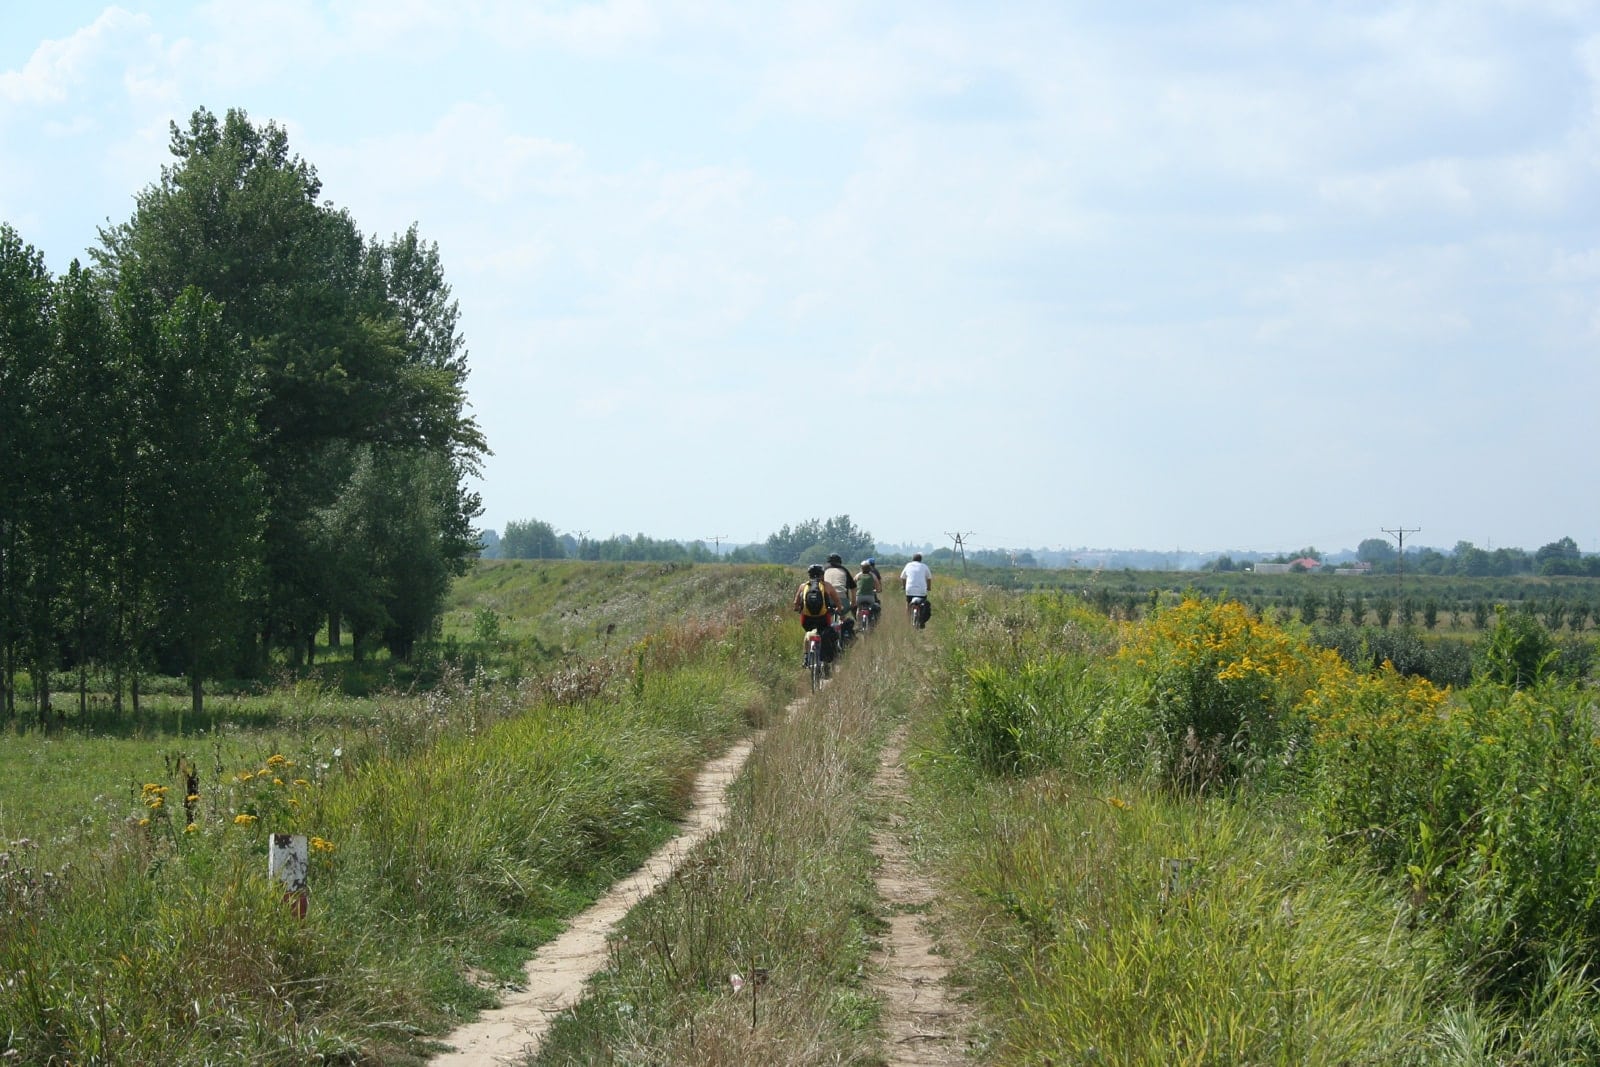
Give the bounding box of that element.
[0,7,151,105]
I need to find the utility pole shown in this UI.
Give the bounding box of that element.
[574,530,589,561]
[946,531,973,577]
[703,535,728,559]
[1381,525,1419,584]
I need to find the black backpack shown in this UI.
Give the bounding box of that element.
[803,581,826,615]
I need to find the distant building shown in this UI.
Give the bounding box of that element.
[1333,561,1373,576]
[1252,558,1323,575]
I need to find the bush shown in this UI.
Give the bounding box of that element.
[1308,672,1600,998]
[1113,598,1334,792]
[1477,607,1557,689]
[1309,624,1474,687]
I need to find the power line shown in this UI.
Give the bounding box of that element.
[1381,525,1420,583]
[946,531,974,577]
[702,534,728,558]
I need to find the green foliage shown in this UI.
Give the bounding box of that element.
[1478,606,1557,689]
[936,774,1453,1064]
[947,658,1082,775]
[501,518,566,559]
[90,106,484,676]
[1310,673,1600,999]
[918,585,1600,1061]
[1309,623,1475,687]
[0,564,796,1062]
[763,515,874,566]
[1113,598,1321,791]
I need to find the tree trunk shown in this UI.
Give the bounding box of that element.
[328,610,341,649]
[34,667,50,726]
[190,670,203,718]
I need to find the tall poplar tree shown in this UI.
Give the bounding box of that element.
[0,226,54,716]
[96,107,485,667]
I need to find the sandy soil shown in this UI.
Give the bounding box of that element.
[868,727,976,1065]
[429,734,761,1065]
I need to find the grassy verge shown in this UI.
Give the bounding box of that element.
[903,586,1600,1064]
[531,621,925,1064]
[0,564,798,1064]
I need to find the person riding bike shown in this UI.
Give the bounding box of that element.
[854,560,882,624]
[900,552,933,623]
[793,563,843,663]
[823,553,857,642]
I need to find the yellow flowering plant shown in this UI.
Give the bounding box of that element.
[1114,597,1336,790]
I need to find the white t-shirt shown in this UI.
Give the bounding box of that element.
[901,560,932,597]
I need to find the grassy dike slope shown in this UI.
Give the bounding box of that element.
[0,562,797,1065]
[532,614,933,1065]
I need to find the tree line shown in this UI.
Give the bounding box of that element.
[0,108,485,719]
[485,515,876,566]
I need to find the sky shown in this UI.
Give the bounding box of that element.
[3,1,1598,558]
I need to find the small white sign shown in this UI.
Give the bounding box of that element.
[269,833,309,894]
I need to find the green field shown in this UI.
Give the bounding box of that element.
[7,560,1600,1064]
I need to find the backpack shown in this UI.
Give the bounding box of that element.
[803,580,826,616]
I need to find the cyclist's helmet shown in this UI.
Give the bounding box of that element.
[826,553,843,565]
[807,563,825,578]
[862,558,874,567]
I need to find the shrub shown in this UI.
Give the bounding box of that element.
[1477,606,1557,689]
[1113,598,1335,792]
[1308,672,1600,998]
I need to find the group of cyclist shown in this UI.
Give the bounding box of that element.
[792,552,934,666]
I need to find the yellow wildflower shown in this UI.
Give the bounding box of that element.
[233,813,258,827]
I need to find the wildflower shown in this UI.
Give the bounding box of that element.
[292,779,309,788]
[233,814,258,827]
[138,817,151,827]
[237,771,255,783]
[184,824,198,834]
[185,794,200,803]
[1105,796,1129,810]
[266,754,289,767]
[272,778,284,787]
[310,837,336,853]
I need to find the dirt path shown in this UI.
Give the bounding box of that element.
[430,731,764,1065]
[869,726,975,1065]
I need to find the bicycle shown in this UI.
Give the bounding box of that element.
[803,626,826,691]
[856,600,873,635]
[909,595,930,629]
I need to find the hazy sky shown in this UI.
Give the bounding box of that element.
[4,2,1598,556]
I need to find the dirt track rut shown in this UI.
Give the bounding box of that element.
[430,735,760,1065]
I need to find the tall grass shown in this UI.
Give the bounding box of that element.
[911,588,1600,1064]
[1,575,796,1064]
[532,625,919,1064]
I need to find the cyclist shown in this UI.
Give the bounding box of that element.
[900,552,933,622]
[854,559,882,624]
[793,563,843,663]
[823,553,857,641]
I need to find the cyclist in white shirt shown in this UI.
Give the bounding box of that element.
[900,553,932,620]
